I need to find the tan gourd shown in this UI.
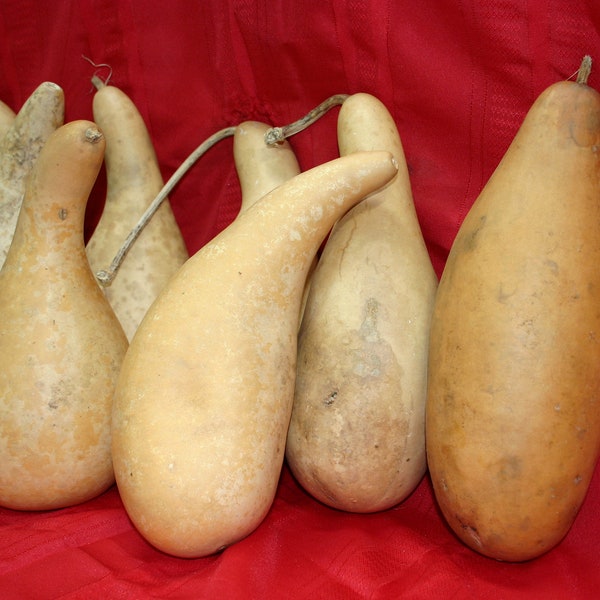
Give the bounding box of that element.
[0,120,128,511]
[426,58,600,561]
[0,99,16,139]
[286,93,438,512]
[86,77,188,341]
[0,82,64,268]
[111,150,398,558]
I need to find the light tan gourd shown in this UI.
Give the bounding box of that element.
[286,93,438,512]
[111,150,398,558]
[426,61,600,561]
[0,82,64,268]
[86,77,189,341]
[0,120,128,510]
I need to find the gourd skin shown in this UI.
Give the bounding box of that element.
[425,80,600,562]
[111,151,398,558]
[0,121,128,511]
[286,93,438,512]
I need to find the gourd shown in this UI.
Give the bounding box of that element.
[286,93,438,512]
[425,57,600,561]
[0,120,128,510]
[0,82,64,267]
[111,150,398,557]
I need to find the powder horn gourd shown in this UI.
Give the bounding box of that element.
[425,57,600,561]
[0,120,128,510]
[111,150,398,558]
[286,93,438,512]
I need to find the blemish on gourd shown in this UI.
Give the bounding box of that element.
[58,208,68,220]
[324,390,337,406]
[461,215,486,252]
[456,515,482,548]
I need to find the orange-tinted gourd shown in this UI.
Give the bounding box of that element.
[426,62,600,561]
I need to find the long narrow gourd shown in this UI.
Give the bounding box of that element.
[111,150,398,558]
[286,93,438,512]
[0,120,128,510]
[86,77,189,341]
[426,58,600,561]
[0,82,64,268]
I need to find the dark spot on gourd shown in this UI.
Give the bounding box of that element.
[324,390,337,406]
[461,215,487,252]
[498,455,522,480]
[456,514,482,548]
[58,208,68,220]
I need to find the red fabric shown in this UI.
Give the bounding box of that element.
[1,1,600,597]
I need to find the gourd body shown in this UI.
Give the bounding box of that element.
[0,121,128,510]
[286,93,437,512]
[111,150,398,557]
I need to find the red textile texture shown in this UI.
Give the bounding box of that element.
[1,1,600,598]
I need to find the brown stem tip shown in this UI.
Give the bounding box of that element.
[576,55,592,85]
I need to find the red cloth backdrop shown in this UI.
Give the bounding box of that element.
[1,1,600,598]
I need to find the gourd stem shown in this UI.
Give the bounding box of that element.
[96,126,236,287]
[264,94,349,146]
[577,55,592,85]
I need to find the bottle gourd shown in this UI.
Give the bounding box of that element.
[0,120,128,510]
[426,60,600,561]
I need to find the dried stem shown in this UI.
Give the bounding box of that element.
[576,55,592,85]
[95,126,236,287]
[264,94,349,146]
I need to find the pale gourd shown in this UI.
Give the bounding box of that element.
[111,150,398,558]
[286,93,438,512]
